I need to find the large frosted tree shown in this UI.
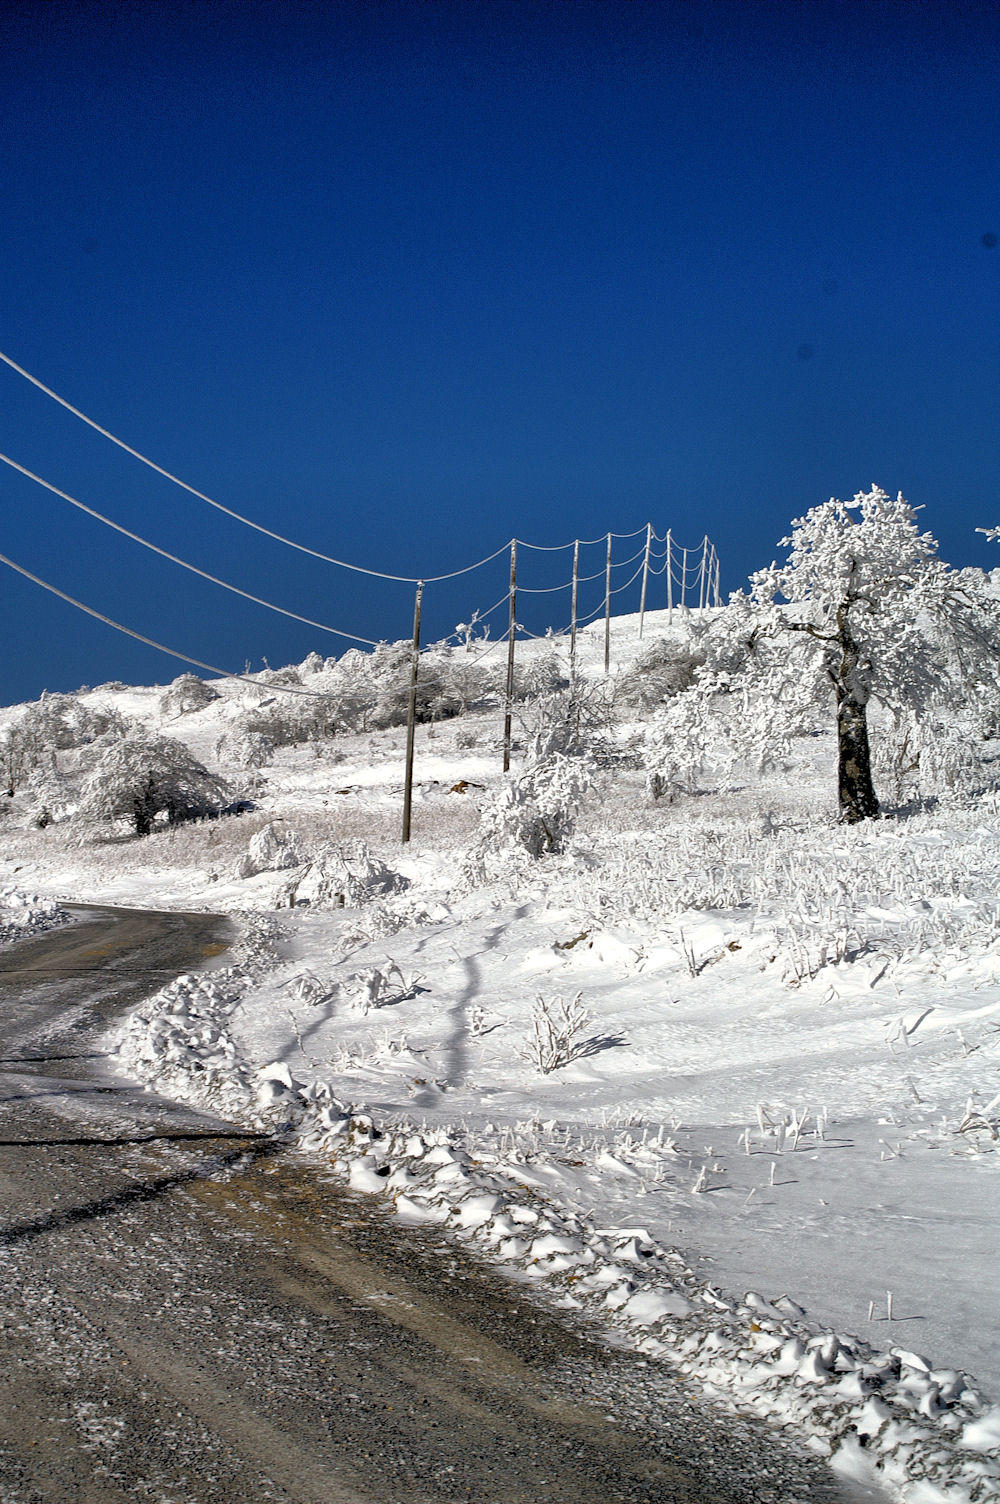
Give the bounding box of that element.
[78,732,233,836]
[646,487,1000,821]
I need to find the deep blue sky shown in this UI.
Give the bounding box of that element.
[2,0,999,703]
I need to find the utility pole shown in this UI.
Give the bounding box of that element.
[569,538,579,686]
[638,522,652,638]
[401,581,423,844]
[502,541,517,773]
[603,532,612,674]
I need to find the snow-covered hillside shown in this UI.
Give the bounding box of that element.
[3,608,1000,1503]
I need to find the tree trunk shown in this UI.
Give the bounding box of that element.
[835,692,880,822]
[833,614,880,822]
[132,773,157,837]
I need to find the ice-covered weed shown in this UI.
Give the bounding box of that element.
[522,992,593,1073]
[339,962,424,1014]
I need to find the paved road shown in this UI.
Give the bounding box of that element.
[0,906,855,1504]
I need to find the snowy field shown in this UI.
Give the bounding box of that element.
[3,610,1000,1503]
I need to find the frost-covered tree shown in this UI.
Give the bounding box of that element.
[647,488,1000,821]
[78,732,233,836]
[1,694,127,793]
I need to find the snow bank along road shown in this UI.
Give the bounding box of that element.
[0,908,860,1504]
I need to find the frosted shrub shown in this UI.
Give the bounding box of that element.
[159,673,220,717]
[276,840,408,909]
[216,728,275,771]
[237,697,338,749]
[422,652,490,719]
[510,650,566,703]
[479,753,592,859]
[522,992,592,1073]
[872,711,992,805]
[2,694,128,791]
[259,664,303,687]
[618,632,707,710]
[340,961,421,1014]
[954,1093,1000,1150]
[644,695,717,800]
[235,821,302,879]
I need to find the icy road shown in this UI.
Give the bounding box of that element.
[0,908,857,1504]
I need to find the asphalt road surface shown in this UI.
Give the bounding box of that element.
[0,905,862,1504]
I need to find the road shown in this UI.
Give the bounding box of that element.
[0,905,854,1504]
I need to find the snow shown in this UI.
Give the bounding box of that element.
[0,887,70,946]
[3,611,1000,1502]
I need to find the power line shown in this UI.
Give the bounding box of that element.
[1,350,724,597]
[514,524,649,552]
[0,452,383,647]
[0,348,511,585]
[0,551,345,700]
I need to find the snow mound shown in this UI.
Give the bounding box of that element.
[0,889,70,947]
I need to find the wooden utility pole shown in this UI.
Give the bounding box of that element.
[569,538,579,685]
[666,528,673,622]
[638,522,652,638]
[502,541,517,773]
[603,532,612,674]
[401,581,423,844]
[698,536,708,612]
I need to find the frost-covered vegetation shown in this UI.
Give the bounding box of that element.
[6,493,1000,1502]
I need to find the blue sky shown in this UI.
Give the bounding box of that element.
[1,0,999,702]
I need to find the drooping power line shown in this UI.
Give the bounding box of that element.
[0,451,383,647]
[0,550,345,699]
[0,348,513,585]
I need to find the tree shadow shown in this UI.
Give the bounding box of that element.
[0,1138,282,1246]
[0,1130,274,1148]
[0,1052,112,1065]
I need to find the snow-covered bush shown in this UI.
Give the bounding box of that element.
[216,727,275,770]
[420,651,490,719]
[872,710,992,805]
[276,840,408,909]
[522,992,593,1073]
[159,673,221,717]
[235,695,339,749]
[477,752,592,859]
[510,649,566,703]
[338,961,423,1013]
[77,731,234,836]
[618,632,707,710]
[235,821,303,879]
[259,664,303,687]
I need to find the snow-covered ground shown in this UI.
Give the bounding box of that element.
[2,611,999,1503]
